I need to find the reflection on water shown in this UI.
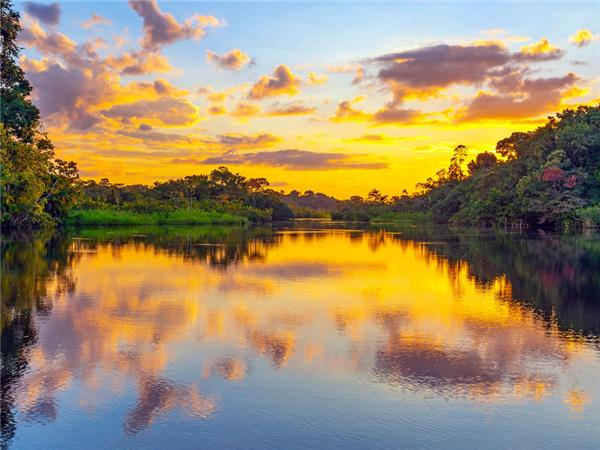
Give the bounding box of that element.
[1,223,599,449]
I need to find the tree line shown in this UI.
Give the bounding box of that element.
[333,105,600,230]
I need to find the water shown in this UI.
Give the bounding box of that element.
[2,222,599,449]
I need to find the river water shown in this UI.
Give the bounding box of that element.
[1,222,599,449]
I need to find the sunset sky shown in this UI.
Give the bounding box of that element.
[16,1,600,197]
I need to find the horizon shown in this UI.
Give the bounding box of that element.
[15,0,600,197]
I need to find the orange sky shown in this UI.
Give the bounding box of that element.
[17,1,600,197]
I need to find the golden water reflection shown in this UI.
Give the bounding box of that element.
[2,225,599,446]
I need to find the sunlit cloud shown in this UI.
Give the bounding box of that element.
[230,102,262,119]
[248,65,301,99]
[129,0,223,50]
[569,29,598,48]
[206,49,251,70]
[101,98,201,127]
[459,73,579,121]
[516,38,564,62]
[306,72,328,86]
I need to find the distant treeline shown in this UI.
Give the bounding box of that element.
[78,168,294,223]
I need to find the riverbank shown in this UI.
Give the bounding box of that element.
[66,208,248,226]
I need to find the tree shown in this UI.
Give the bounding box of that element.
[1,0,40,141]
[467,152,498,175]
[447,145,468,181]
[1,1,80,227]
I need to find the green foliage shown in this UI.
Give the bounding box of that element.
[576,205,600,228]
[1,1,80,228]
[78,166,293,223]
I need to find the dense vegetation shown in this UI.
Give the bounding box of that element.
[1,0,79,228]
[74,168,294,225]
[333,105,600,230]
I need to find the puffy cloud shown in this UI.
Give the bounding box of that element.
[230,102,262,118]
[569,29,598,48]
[331,98,371,123]
[206,49,251,70]
[208,105,227,115]
[101,98,201,126]
[202,149,388,170]
[24,2,60,26]
[128,0,223,50]
[266,102,316,116]
[460,73,579,121]
[516,38,564,62]
[81,14,112,30]
[104,51,172,75]
[19,20,77,58]
[27,62,104,130]
[306,72,328,86]
[248,65,301,99]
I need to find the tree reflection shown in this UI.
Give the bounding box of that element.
[1,230,77,447]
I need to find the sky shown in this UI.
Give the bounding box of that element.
[15,0,600,198]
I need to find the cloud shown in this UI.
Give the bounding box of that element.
[116,127,193,144]
[515,38,564,62]
[326,64,361,74]
[26,62,103,130]
[460,73,579,121]
[248,65,301,99]
[216,133,281,149]
[19,20,77,58]
[306,72,328,86]
[101,98,201,126]
[81,13,112,30]
[24,2,60,26]
[266,102,316,116]
[206,49,251,70]
[373,43,511,94]
[331,97,424,126]
[230,102,261,118]
[104,51,172,75]
[326,64,364,85]
[345,134,406,144]
[128,0,223,50]
[202,149,388,170]
[569,29,598,48]
[208,105,227,115]
[331,98,371,123]
[372,106,421,125]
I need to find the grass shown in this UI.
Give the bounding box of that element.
[66,208,248,227]
[370,211,433,224]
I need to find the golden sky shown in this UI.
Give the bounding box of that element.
[17,1,600,197]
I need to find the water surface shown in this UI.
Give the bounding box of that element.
[2,222,599,449]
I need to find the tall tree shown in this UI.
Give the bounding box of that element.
[0,0,80,227]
